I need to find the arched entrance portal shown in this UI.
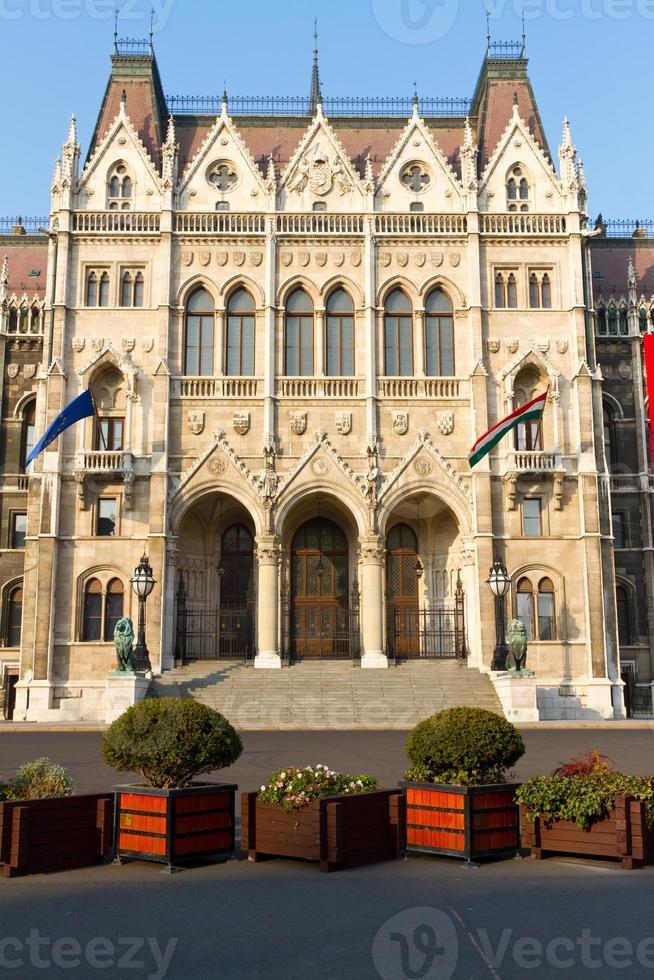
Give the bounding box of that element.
[289,517,357,661]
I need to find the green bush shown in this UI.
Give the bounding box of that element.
[102,698,243,789]
[5,758,74,800]
[258,765,380,811]
[404,707,525,786]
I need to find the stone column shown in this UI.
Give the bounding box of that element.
[315,308,325,377]
[415,309,426,377]
[255,537,281,669]
[359,536,387,669]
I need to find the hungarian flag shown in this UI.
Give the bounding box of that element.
[469,391,548,469]
[644,336,654,461]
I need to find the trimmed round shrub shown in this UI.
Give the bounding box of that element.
[7,758,74,800]
[405,707,525,786]
[102,698,243,789]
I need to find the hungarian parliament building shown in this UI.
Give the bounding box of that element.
[0,33,651,723]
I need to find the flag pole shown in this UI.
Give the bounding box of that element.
[534,385,551,452]
[88,383,108,451]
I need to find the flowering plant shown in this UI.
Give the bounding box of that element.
[258,765,380,810]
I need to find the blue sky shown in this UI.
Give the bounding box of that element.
[0,0,650,218]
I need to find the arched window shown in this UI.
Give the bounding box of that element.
[516,576,556,641]
[19,306,28,332]
[99,273,110,308]
[86,272,98,307]
[507,274,518,309]
[616,586,632,645]
[226,288,255,376]
[603,403,617,471]
[495,273,505,309]
[107,164,132,210]
[94,368,126,451]
[30,307,41,333]
[285,289,314,376]
[529,274,540,309]
[514,370,544,452]
[639,309,648,334]
[384,289,413,376]
[507,165,530,212]
[220,524,254,603]
[7,308,17,333]
[120,270,145,308]
[425,289,454,377]
[597,308,607,335]
[608,306,618,336]
[619,308,629,336]
[83,579,102,642]
[5,586,23,647]
[134,272,144,308]
[516,577,534,641]
[185,288,215,376]
[326,289,354,376]
[120,272,132,308]
[21,400,36,472]
[537,577,556,641]
[541,274,552,309]
[104,579,124,642]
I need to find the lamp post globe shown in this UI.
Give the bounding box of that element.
[487,557,511,671]
[131,554,155,673]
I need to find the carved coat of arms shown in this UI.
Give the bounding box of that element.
[392,411,409,436]
[437,411,455,436]
[290,412,307,436]
[289,144,352,197]
[233,412,250,436]
[336,412,352,436]
[188,411,205,436]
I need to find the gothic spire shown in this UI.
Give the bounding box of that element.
[0,255,8,303]
[310,18,322,111]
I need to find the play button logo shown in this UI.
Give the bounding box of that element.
[371,0,460,44]
[372,907,459,980]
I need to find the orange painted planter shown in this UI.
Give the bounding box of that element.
[115,783,237,871]
[401,782,521,863]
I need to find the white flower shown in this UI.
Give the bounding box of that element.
[260,785,266,792]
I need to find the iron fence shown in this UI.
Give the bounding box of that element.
[486,40,526,60]
[387,593,467,665]
[600,219,654,239]
[175,583,254,663]
[0,217,49,236]
[166,94,471,118]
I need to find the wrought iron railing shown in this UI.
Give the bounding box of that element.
[0,217,48,236]
[600,219,654,239]
[387,590,467,665]
[114,38,153,56]
[486,40,526,60]
[175,582,255,664]
[166,94,472,118]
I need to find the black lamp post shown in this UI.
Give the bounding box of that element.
[487,557,511,671]
[131,554,156,673]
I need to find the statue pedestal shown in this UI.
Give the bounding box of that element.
[105,671,151,724]
[490,673,540,723]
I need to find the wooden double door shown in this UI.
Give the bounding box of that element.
[291,518,351,660]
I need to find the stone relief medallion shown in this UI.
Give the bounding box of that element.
[216,251,228,267]
[312,458,330,476]
[290,411,308,436]
[7,364,19,378]
[142,338,155,353]
[335,411,352,436]
[380,252,392,268]
[556,339,569,355]
[334,252,345,267]
[281,252,293,267]
[437,411,455,436]
[233,412,250,436]
[181,251,194,267]
[187,411,205,436]
[91,338,104,353]
[199,251,211,267]
[72,337,85,353]
[251,252,263,267]
[350,252,362,267]
[208,455,227,476]
[431,251,444,268]
[537,340,550,354]
[487,338,501,354]
[298,252,310,268]
[505,337,519,354]
[397,252,409,268]
[23,364,36,379]
[392,411,409,436]
[414,457,433,477]
[448,252,461,268]
[233,251,246,267]
[315,252,328,267]
[122,337,136,354]
[415,253,426,268]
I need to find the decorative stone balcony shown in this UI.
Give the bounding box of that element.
[378,378,462,399]
[480,214,567,236]
[175,377,261,399]
[74,450,135,509]
[276,378,361,398]
[511,451,560,473]
[72,212,160,234]
[503,452,565,512]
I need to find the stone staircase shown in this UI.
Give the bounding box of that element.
[149,660,504,729]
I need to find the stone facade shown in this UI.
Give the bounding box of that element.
[0,39,628,721]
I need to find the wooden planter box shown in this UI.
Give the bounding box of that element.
[520,796,654,869]
[115,783,237,871]
[0,794,114,878]
[242,789,405,873]
[401,782,521,863]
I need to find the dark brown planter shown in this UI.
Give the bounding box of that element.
[0,794,114,879]
[520,796,654,869]
[401,782,521,863]
[242,789,405,873]
[115,783,237,871]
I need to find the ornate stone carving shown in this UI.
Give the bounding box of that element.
[315,251,327,267]
[392,411,409,436]
[431,251,444,268]
[537,340,551,354]
[336,412,352,436]
[312,458,330,476]
[251,252,263,267]
[23,364,36,379]
[554,473,565,511]
[281,252,293,267]
[233,251,246,267]
[505,337,519,355]
[415,253,426,268]
[258,457,278,502]
[142,338,154,353]
[91,338,104,353]
[188,411,205,435]
[289,144,352,196]
[619,362,632,380]
[448,252,461,268]
[199,251,211,267]
[181,251,193,267]
[290,411,307,436]
[72,337,85,353]
[334,252,345,267]
[233,412,250,436]
[216,251,228,267]
[350,252,362,267]
[414,457,433,477]
[556,339,569,355]
[298,252,310,268]
[208,455,227,476]
[397,252,409,268]
[7,364,19,378]
[380,252,391,267]
[121,337,136,354]
[437,411,455,436]
[504,474,518,511]
[487,339,500,354]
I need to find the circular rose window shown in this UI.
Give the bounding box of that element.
[400,162,432,194]
[206,161,239,192]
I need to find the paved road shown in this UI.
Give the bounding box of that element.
[1,729,653,793]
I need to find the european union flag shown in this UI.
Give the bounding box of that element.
[26,389,95,467]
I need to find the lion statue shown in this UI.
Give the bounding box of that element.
[506,619,528,673]
[114,618,136,672]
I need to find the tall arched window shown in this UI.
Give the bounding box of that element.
[537,577,556,641]
[5,586,23,647]
[597,307,607,335]
[134,272,144,308]
[616,586,632,645]
[21,400,36,472]
[120,272,132,308]
[425,289,454,376]
[619,308,629,336]
[604,403,617,471]
[516,576,557,642]
[285,289,314,376]
[220,524,254,603]
[495,273,505,309]
[185,288,215,376]
[384,289,413,376]
[226,288,255,376]
[608,306,618,336]
[83,579,102,641]
[7,308,17,333]
[514,370,544,452]
[507,165,530,211]
[326,289,354,376]
[517,577,534,641]
[105,579,124,642]
[86,272,98,307]
[639,308,648,334]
